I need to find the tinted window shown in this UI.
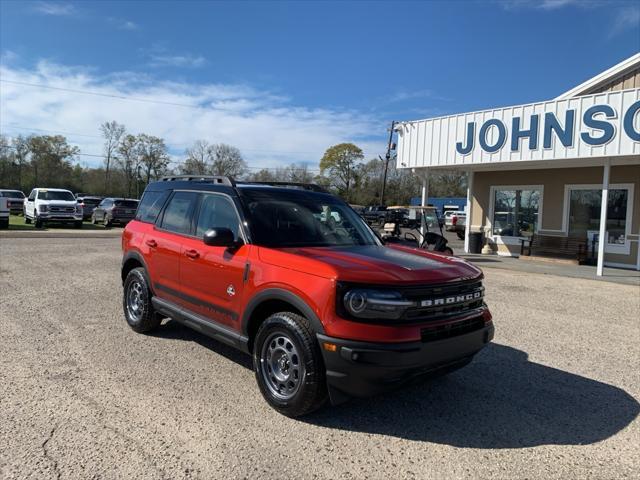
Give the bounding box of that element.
[0,191,25,198]
[241,188,379,248]
[114,200,139,208]
[100,199,112,208]
[37,190,75,201]
[136,191,170,223]
[81,198,101,205]
[195,194,240,238]
[160,192,198,234]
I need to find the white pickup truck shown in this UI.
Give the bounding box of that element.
[445,210,467,239]
[0,197,9,229]
[24,188,83,228]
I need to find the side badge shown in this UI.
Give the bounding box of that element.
[226,284,236,297]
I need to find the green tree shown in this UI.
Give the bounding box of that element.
[27,135,79,188]
[137,134,170,185]
[319,143,364,201]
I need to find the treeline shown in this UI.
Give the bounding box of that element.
[0,121,466,203]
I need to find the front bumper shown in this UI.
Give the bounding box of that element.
[318,322,494,404]
[39,213,83,222]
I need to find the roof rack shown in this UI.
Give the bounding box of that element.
[236,181,328,193]
[161,175,235,186]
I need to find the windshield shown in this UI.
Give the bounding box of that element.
[241,188,380,248]
[81,198,102,205]
[114,200,139,208]
[38,191,75,201]
[0,191,25,198]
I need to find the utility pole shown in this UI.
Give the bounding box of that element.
[379,120,396,207]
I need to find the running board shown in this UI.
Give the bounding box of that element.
[151,296,250,353]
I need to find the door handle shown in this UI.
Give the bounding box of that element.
[185,249,200,259]
[145,239,157,248]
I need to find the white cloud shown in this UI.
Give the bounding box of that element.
[0,61,384,170]
[109,18,139,31]
[148,53,207,68]
[498,0,607,10]
[609,5,640,37]
[32,1,77,16]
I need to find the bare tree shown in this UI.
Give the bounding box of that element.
[100,121,126,192]
[181,140,210,175]
[209,143,247,178]
[137,134,170,184]
[116,134,139,197]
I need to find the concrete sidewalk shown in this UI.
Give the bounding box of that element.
[460,253,640,286]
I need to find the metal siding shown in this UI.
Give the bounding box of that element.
[396,88,640,169]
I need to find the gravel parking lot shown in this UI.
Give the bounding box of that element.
[1,237,639,479]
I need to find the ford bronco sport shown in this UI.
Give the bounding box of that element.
[121,176,493,417]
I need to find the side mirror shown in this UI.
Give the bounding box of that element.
[203,228,236,247]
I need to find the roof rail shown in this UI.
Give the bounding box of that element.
[160,175,235,186]
[236,181,328,193]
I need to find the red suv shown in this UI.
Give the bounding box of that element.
[121,176,493,417]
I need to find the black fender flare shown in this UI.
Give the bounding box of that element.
[241,288,325,336]
[121,250,153,291]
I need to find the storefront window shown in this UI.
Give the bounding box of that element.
[492,188,540,236]
[568,188,628,245]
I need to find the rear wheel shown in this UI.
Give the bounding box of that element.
[90,213,96,224]
[123,267,162,333]
[456,230,465,240]
[103,215,111,228]
[0,218,8,229]
[253,312,327,417]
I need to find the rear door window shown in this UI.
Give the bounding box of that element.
[160,192,198,235]
[136,191,170,223]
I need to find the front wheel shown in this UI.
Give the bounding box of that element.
[253,312,327,417]
[123,267,162,333]
[34,216,43,228]
[456,230,465,240]
[74,220,83,228]
[104,215,111,228]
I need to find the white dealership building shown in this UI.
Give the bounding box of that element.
[396,53,640,275]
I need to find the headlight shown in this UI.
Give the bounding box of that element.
[343,288,414,320]
[39,205,49,213]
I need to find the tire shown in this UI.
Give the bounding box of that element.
[253,312,327,417]
[0,218,8,229]
[456,230,465,240]
[34,215,43,228]
[122,267,162,333]
[90,214,96,225]
[443,247,454,255]
[104,215,111,228]
[74,221,83,228]
[25,214,31,224]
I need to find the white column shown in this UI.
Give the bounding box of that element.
[420,170,429,238]
[596,160,610,277]
[464,170,474,253]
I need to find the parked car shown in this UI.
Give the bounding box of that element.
[91,198,139,227]
[76,195,103,220]
[121,176,493,417]
[24,188,83,228]
[0,189,26,215]
[0,197,9,229]
[451,212,467,240]
[444,210,460,231]
[361,205,387,225]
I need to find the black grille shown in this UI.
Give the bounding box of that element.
[420,316,485,343]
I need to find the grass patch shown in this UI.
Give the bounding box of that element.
[8,214,111,231]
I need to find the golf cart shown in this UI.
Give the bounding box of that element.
[382,205,453,255]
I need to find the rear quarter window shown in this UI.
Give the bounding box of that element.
[135,190,170,223]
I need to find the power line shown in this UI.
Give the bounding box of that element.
[0,79,236,111]
[0,123,321,156]
[1,144,320,171]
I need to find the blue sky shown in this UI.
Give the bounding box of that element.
[1,0,639,169]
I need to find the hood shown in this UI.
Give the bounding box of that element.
[258,244,482,284]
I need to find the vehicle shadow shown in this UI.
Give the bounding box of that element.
[148,322,639,448]
[149,318,253,370]
[303,343,640,448]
